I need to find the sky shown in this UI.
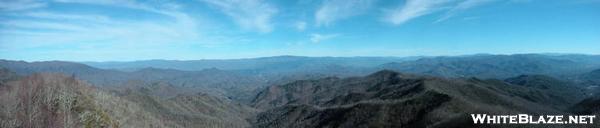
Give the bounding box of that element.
[0,0,599,61]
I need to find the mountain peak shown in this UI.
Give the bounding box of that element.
[368,70,399,77]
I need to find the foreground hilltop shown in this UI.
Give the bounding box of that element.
[250,70,585,128]
[0,69,595,128]
[0,73,150,127]
[0,73,254,128]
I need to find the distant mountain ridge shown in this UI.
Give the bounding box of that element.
[82,56,415,72]
[3,53,599,102]
[380,54,600,79]
[79,54,600,79]
[0,60,109,76]
[0,60,268,102]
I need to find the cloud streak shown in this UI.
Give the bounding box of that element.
[384,0,497,25]
[310,33,340,43]
[0,1,207,52]
[0,0,46,11]
[436,0,497,22]
[316,0,376,26]
[384,0,452,25]
[295,21,307,31]
[200,0,278,33]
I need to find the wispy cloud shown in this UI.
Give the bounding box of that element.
[0,1,209,51]
[200,0,278,33]
[1,19,88,32]
[316,0,376,26]
[310,33,340,43]
[20,11,113,23]
[0,0,46,11]
[384,0,452,25]
[436,0,497,22]
[384,0,499,25]
[54,0,183,17]
[294,21,307,31]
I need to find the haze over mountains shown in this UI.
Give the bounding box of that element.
[2,0,597,127]
[1,53,600,128]
[83,56,417,71]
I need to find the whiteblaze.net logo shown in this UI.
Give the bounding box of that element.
[471,114,596,124]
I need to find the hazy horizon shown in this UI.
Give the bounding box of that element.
[0,52,598,63]
[1,1,600,126]
[1,0,599,61]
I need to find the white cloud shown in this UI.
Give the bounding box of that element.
[1,14,199,49]
[316,0,375,26]
[1,20,88,32]
[384,0,452,25]
[0,1,210,51]
[436,0,496,22]
[310,33,340,43]
[384,0,499,25]
[200,0,278,33]
[20,11,113,23]
[54,0,182,17]
[294,21,307,31]
[0,0,46,11]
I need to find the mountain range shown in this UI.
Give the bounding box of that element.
[1,53,599,128]
[250,70,584,128]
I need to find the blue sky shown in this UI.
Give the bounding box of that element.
[0,0,599,61]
